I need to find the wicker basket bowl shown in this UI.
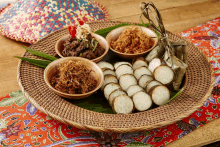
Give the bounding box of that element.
[17,21,214,133]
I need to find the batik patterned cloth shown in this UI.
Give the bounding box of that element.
[1,18,220,147]
[0,0,108,44]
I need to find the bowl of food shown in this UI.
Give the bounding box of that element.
[44,57,104,99]
[55,22,109,63]
[106,25,158,59]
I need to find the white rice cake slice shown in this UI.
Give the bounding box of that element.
[145,45,161,62]
[109,89,127,107]
[114,62,132,70]
[119,74,137,91]
[133,60,148,70]
[154,65,174,85]
[134,66,152,80]
[151,85,170,106]
[138,75,153,88]
[133,91,152,111]
[103,69,116,77]
[101,76,118,91]
[104,83,121,100]
[148,58,162,73]
[146,80,162,93]
[115,65,133,79]
[113,95,134,114]
[127,85,144,97]
[97,61,114,70]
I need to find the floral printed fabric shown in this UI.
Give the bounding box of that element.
[0,0,108,44]
[1,18,220,147]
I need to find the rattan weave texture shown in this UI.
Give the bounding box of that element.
[17,21,215,133]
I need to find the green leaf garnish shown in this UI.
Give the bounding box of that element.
[154,30,160,37]
[22,46,57,61]
[94,23,150,38]
[92,40,98,52]
[85,42,89,48]
[67,93,114,114]
[14,56,51,67]
[141,20,149,28]
[91,38,94,49]
[30,63,47,68]
[94,23,132,38]
[166,88,184,104]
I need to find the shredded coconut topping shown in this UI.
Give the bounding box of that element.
[76,24,91,40]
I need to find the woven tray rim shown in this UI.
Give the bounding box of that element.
[17,21,215,133]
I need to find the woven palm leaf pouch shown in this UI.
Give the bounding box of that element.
[141,2,188,91]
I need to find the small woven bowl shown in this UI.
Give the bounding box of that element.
[106,25,158,59]
[55,33,109,63]
[44,57,104,99]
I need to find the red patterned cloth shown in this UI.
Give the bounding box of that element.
[0,18,220,147]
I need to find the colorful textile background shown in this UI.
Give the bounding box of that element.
[0,0,16,9]
[0,0,108,44]
[1,18,220,147]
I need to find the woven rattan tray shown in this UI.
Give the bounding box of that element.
[17,21,215,133]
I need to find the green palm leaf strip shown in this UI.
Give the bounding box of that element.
[30,63,47,68]
[94,23,149,38]
[166,88,184,104]
[14,56,51,67]
[23,46,57,61]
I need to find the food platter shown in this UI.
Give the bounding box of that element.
[17,21,214,133]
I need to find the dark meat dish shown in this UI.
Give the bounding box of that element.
[62,36,105,60]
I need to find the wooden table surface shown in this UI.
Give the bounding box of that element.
[0,0,220,146]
